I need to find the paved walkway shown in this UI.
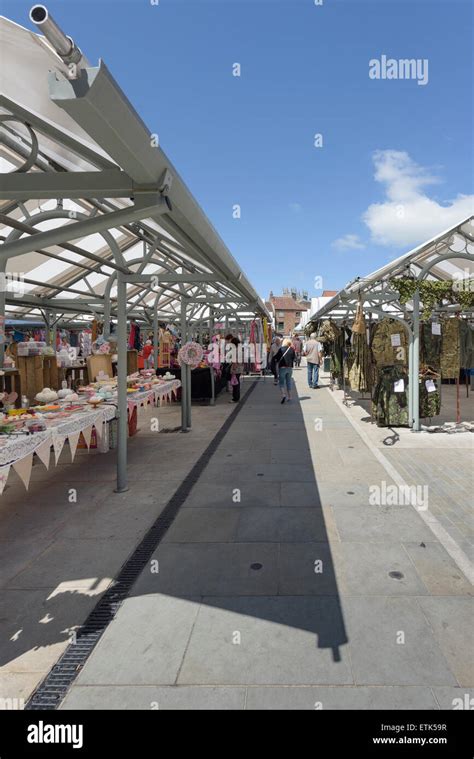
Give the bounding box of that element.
[50,368,472,710]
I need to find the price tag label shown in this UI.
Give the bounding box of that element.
[425,379,437,393]
[394,379,405,393]
[431,322,441,335]
[391,334,401,347]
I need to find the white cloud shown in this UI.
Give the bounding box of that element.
[332,233,365,251]
[363,150,474,246]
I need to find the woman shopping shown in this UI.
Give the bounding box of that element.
[274,338,296,404]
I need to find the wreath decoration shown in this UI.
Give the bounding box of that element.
[178,341,204,368]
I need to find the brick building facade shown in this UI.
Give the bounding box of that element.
[265,291,310,335]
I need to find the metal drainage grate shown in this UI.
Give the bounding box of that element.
[26,381,258,710]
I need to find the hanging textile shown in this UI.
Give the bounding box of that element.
[370,318,408,370]
[459,320,474,370]
[420,322,441,370]
[91,319,98,343]
[372,366,409,427]
[419,370,441,418]
[440,318,460,379]
[348,305,371,391]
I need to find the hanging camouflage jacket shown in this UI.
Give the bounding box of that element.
[420,323,441,370]
[318,320,341,343]
[372,366,409,427]
[459,320,474,370]
[440,319,460,379]
[371,319,408,369]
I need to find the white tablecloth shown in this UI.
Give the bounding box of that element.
[0,405,116,493]
[125,379,181,413]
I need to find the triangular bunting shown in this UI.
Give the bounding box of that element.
[35,439,51,470]
[68,431,81,462]
[13,453,33,491]
[53,433,66,465]
[0,464,11,495]
[81,425,93,449]
[94,419,103,441]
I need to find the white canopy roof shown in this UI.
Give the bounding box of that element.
[0,15,268,328]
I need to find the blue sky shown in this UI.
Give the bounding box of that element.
[4,0,473,301]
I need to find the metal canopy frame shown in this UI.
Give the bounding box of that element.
[307,216,474,431]
[0,9,269,491]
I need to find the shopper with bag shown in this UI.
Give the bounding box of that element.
[274,338,296,404]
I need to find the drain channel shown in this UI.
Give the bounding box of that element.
[26,382,258,710]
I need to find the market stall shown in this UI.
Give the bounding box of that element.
[0,8,270,492]
[306,217,474,431]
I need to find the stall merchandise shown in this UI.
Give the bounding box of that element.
[348,306,372,392]
[419,370,442,418]
[420,322,442,370]
[440,318,461,379]
[371,318,408,369]
[0,403,115,493]
[372,366,410,427]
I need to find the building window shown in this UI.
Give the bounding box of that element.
[295,311,301,318]
[277,311,285,318]
[277,322,284,331]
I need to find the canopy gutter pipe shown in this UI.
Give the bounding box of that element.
[29,5,83,67]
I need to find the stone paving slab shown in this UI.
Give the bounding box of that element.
[332,504,437,543]
[132,543,280,597]
[74,595,201,686]
[245,685,438,710]
[61,685,246,710]
[342,597,457,686]
[177,596,351,686]
[416,597,474,687]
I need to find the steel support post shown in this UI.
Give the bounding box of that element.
[180,297,188,432]
[411,289,420,432]
[186,362,192,429]
[153,303,159,370]
[115,272,129,491]
[408,332,414,427]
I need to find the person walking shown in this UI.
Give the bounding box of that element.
[229,336,244,403]
[292,335,302,367]
[268,336,281,385]
[142,338,153,369]
[274,337,295,404]
[304,332,323,389]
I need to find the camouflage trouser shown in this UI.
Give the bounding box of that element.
[440,319,460,379]
[419,379,441,418]
[372,366,409,427]
[420,323,441,369]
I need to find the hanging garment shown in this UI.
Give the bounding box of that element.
[459,320,474,370]
[348,332,371,392]
[420,322,441,369]
[317,320,340,344]
[370,319,408,370]
[440,319,460,379]
[419,375,441,418]
[372,366,409,427]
